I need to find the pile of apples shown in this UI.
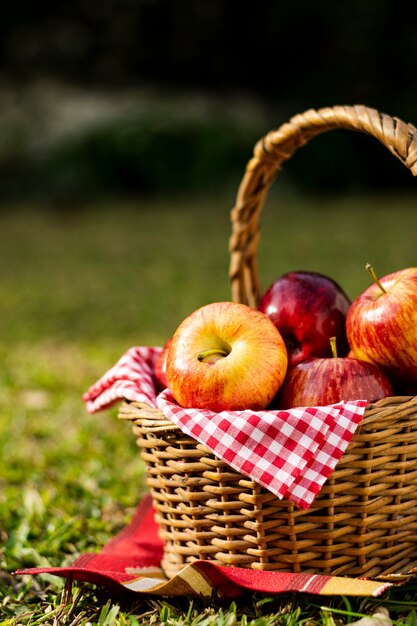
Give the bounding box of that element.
[155,266,417,412]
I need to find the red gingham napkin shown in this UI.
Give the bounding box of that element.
[83,347,367,509]
[84,346,161,411]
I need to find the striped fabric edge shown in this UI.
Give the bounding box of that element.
[121,561,394,598]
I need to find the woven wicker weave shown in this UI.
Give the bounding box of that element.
[119,105,417,579]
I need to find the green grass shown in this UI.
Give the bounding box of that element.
[2,191,417,624]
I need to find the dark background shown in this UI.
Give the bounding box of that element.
[1,0,417,202]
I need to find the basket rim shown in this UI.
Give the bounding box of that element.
[118,394,417,432]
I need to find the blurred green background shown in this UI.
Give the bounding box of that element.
[1,0,416,345]
[1,0,417,203]
[2,3,417,622]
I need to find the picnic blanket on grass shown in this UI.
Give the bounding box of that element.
[16,494,398,598]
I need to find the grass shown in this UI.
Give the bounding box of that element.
[2,190,417,624]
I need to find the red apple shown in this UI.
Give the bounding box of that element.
[346,264,417,384]
[166,301,288,412]
[277,338,393,409]
[258,271,351,367]
[154,337,172,391]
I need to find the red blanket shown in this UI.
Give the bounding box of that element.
[16,494,396,598]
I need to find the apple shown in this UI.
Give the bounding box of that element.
[277,337,393,409]
[166,301,288,411]
[258,271,351,367]
[346,264,417,384]
[154,337,172,391]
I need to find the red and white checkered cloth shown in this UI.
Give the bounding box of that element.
[83,346,367,509]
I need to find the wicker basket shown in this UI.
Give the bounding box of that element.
[119,105,417,580]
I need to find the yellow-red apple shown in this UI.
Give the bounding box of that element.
[166,302,288,411]
[346,265,417,384]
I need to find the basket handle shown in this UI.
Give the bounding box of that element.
[229,104,417,306]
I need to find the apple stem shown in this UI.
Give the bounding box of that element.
[197,348,228,362]
[366,263,386,294]
[330,336,338,359]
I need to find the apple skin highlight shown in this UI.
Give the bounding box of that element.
[154,337,172,391]
[166,302,288,412]
[346,268,417,384]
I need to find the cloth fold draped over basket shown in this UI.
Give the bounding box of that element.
[17,494,398,598]
[83,346,367,509]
